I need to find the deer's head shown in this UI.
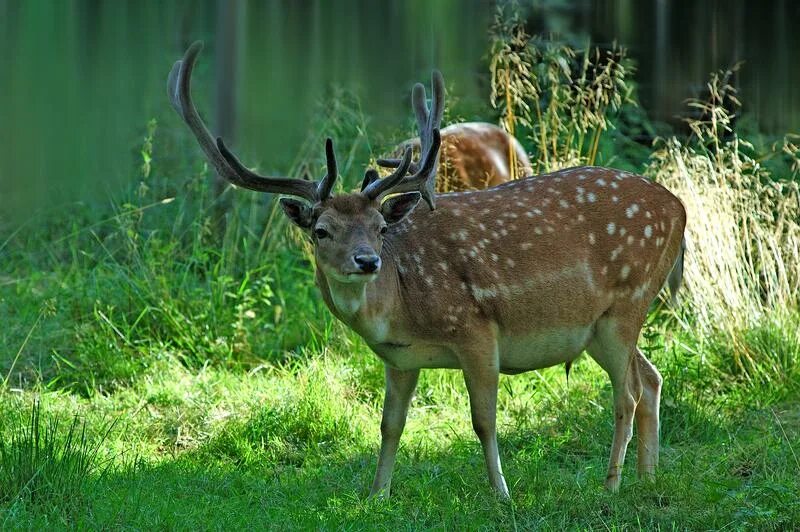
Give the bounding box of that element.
[168,42,443,283]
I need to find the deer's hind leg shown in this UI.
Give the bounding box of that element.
[586,314,645,492]
[634,348,662,480]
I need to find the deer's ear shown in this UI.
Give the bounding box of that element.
[381,192,421,224]
[279,198,313,229]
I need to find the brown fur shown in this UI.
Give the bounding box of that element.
[393,122,533,192]
[308,166,685,497]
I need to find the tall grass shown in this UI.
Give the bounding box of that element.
[0,401,114,509]
[2,86,373,395]
[489,4,633,173]
[648,67,800,386]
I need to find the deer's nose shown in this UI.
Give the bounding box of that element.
[354,254,381,273]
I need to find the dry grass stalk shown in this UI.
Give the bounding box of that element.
[648,68,800,357]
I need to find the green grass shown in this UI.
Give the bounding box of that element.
[1,334,798,529]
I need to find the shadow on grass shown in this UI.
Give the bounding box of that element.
[4,396,797,529]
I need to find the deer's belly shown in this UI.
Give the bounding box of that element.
[498,326,592,373]
[369,342,460,371]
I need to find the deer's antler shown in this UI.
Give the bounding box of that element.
[168,41,337,203]
[369,71,445,209]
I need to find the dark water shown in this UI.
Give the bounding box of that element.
[1,0,798,219]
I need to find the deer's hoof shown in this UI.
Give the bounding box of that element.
[604,474,621,493]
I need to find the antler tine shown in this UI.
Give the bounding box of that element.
[374,70,445,210]
[361,168,380,192]
[169,41,334,203]
[316,138,338,200]
[362,148,414,200]
[377,128,441,209]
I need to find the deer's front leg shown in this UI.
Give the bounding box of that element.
[369,365,419,498]
[460,342,510,499]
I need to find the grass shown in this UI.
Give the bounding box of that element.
[1,337,798,529]
[2,10,800,529]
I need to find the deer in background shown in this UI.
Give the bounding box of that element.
[169,42,686,499]
[385,122,533,192]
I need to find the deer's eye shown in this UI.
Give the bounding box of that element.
[379,225,388,235]
[314,227,331,240]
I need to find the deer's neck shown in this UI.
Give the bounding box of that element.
[315,251,401,343]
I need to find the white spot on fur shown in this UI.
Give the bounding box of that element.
[559,199,570,208]
[587,192,597,203]
[521,242,533,250]
[471,286,498,301]
[506,258,516,268]
[632,281,651,300]
[607,222,616,235]
[644,225,653,238]
[625,204,640,218]
[610,245,624,261]
[596,178,607,187]
[588,232,596,245]
[620,265,631,280]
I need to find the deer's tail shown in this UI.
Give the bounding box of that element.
[666,236,686,305]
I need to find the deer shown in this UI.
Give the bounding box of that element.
[168,42,687,499]
[386,122,533,192]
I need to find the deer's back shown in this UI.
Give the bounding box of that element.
[396,122,533,191]
[387,166,686,347]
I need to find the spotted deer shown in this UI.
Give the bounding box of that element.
[169,42,686,499]
[385,122,533,192]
